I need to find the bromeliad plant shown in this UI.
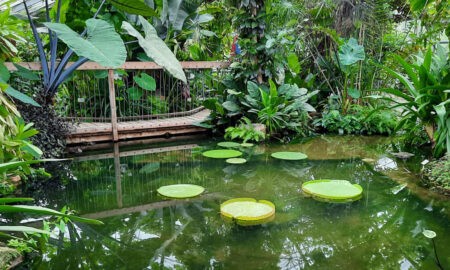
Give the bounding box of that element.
[370,45,450,157]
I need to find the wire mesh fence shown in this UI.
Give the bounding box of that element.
[54,63,228,123]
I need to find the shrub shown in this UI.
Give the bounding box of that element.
[421,156,450,196]
[314,105,397,135]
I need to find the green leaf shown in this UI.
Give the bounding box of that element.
[0,205,103,225]
[338,38,365,66]
[0,198,34,204]
[121,16,186,83]
[13,64,40,81]
[287,53,300,74]
[392,55,419,87]
[409,0,430,12]
[347,88,361,99]
[217,141,241,148]
[247,81,260,98]
[0,159,61,174]
[44,19,126,68]
[302,180,363,202]
[106,0,157,16]
[21,141,43,159]
[0,226,50,235]
[0,61,10,82]
[127,87,143,101]
[157,184,204,198]
[381,65,417,96]
[271,151,308,160]
[202,149,242,159]
[222,101,240,112]
[134,73,156,91]
[422,229,436,239]
[220,198,275,226]
[5,87,40,107]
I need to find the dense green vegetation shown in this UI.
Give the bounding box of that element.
[0,0,449,267]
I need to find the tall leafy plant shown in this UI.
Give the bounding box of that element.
[371,46,450,157]
[23,0,187,102]
[0,4,28,61]
[23,0,127,103]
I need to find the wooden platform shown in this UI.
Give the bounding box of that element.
[67,109,210,145]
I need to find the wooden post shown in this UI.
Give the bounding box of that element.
[108,69,119,141]
[113,143,123,208]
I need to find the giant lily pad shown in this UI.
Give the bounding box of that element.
[157,184,205,198]
[217,141,241,148]
[226,158,247,164]
[202,149,242,159]
[302,180,363,203]
[220,198,275,226]
[271,151,308,160]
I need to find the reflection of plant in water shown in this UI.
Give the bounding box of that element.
[422,229,444,270]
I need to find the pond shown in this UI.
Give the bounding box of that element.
[28,136,450,269]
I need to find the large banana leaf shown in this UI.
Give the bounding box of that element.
[122,16,186,83]
[106,0,157,16]
[44,19,126,68]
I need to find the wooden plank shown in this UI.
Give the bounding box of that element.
[108,69,119,141]
[66,109,210,144]
[4,61,230,71]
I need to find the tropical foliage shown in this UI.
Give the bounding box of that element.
[371,45,450,157]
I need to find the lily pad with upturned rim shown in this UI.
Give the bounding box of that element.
[226,158,247,164]
[302,180,363,203]
[271,151,308,160]
[217,141,241,148]
[202,149,243,159]
[157,184,205,198]
[220,198,275,226]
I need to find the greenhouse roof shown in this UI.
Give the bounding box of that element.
[0,0,55,14]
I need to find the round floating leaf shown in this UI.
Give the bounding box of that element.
[217,141,241,148]
[202,149,242,159]
[302,180,363,203]
[422,230,436,239]
[271,151,308,160]
[220,198,275,226]
[226,158,247,164]
[157,184,204,198]
[240,143,254,147]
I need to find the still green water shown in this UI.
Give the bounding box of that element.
[31,136,449,269]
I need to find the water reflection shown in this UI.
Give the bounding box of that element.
[29,138,450,269]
